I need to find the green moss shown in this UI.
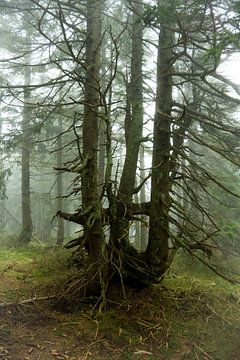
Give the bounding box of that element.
[0,247,38,262]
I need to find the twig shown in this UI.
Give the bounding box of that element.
[192,342,215,360]
[0,295,57,309]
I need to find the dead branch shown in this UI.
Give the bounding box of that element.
[56,210,85,225]
[133,172,152,195]
[54,155,90,174]
[0,295,57,309]
[128,201,150,216]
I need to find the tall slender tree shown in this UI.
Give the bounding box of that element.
[18,27,33,245]
[56,117,64,246]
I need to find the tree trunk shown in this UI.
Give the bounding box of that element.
[111,0,144,252]
[0,119,6,230]
[56,118,64,246]
[98,119,106,196]
[118,0,143,201]
[18,51,33,245]
[97,40,109,197]
[145,1,174,277]
[139,145,148,251]
[82,0,106,294]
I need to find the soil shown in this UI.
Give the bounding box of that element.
[0,251,240,360]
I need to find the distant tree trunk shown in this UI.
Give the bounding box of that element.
[56,118,64,246]
[18,51,33,245]
[82,0,106,294]
[145,1,174,276]
[139,145,148,250]
[98,120,106,196]
[64,201,71,238]
[133,192,141,249]
[97,44,108,197]
[0,119,6,230]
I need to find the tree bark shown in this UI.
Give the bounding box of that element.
[110,0,144,252]
[56,118,64,246]
[145,1,174,276]
[139,145,148,251]
[118,0,143,201]
[18,48,33,245]
[82,0,106,294]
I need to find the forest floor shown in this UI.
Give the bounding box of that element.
[0,247,240,360]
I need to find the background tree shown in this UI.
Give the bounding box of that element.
[19,20,33,245]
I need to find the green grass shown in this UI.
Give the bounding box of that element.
[0,247,39,262]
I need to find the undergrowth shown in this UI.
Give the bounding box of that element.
[0,246,240,359]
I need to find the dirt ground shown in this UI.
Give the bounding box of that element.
[0,250,240,360]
